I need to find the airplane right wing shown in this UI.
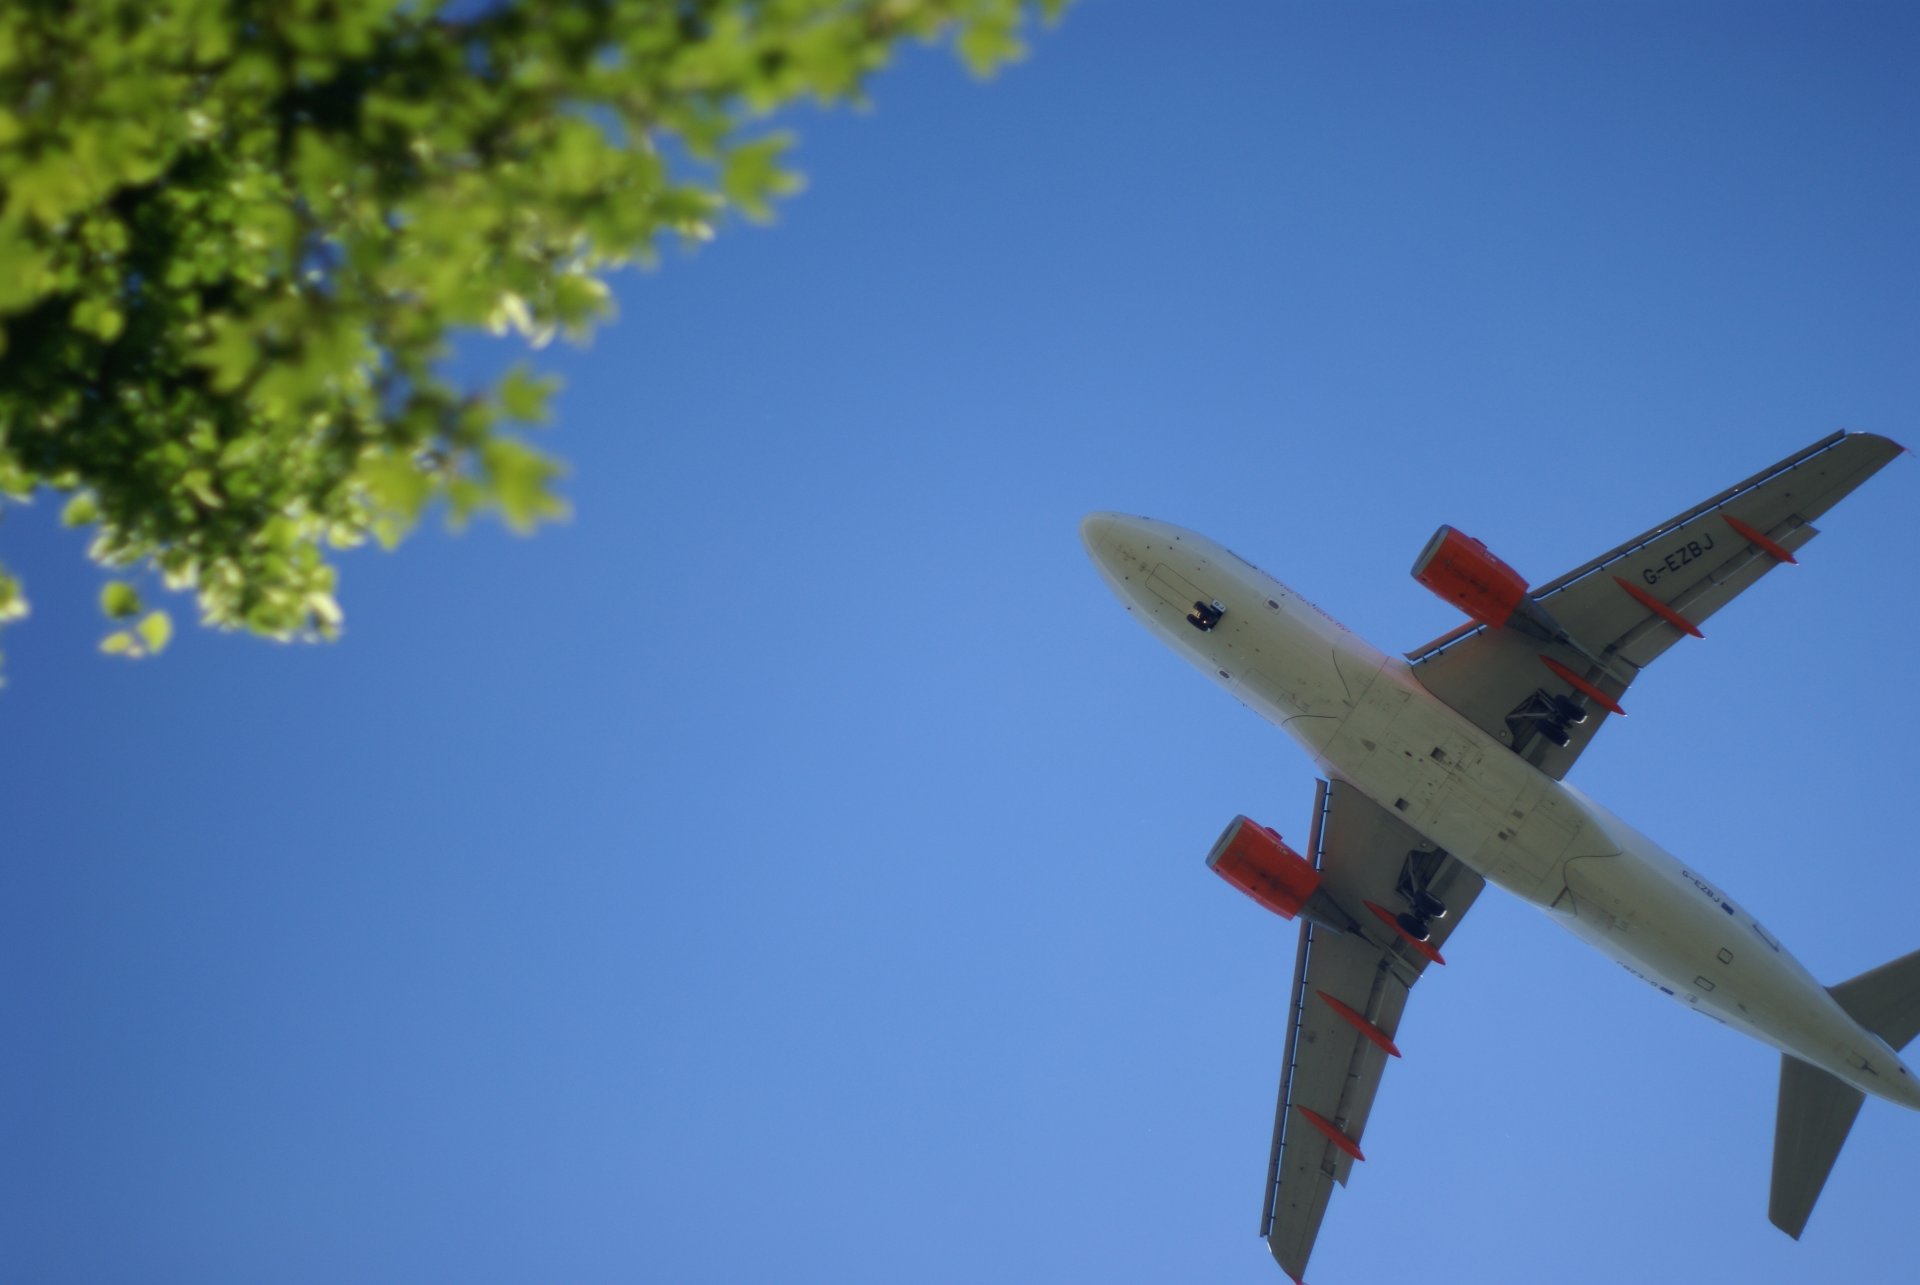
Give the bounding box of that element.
[1261,779,1484,1283]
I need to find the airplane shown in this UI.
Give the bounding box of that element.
[1079,431,1915,1282]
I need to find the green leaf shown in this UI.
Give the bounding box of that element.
[0,570,26,623]
[0,0,1061,686]
[0,453,30,499]
[307,592,343,639]
[0,220,53,313]
[136,610,173,654]
[61,493,101,527]
[721,135,802,222]
[957,13,1026,76]
[181,469,223,508]
[551,273,612,335]
[73,297,126,342]
[191,314,259,393]
[481,439,569,534]
[101,581,142,620]
[356,451,434,532]
[497,365,558,425]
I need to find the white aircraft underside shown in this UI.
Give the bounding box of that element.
[1081,431,1917,1282]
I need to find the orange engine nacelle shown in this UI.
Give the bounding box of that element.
[1206,815,1321,920]
[1411,524,1528,629]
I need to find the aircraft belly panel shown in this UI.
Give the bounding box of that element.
[1237,644,1351,726]
[1319,661,1403,775]
[1315,666,1586,904]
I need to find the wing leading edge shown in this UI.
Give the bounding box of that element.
[1261,780,1484,1282]
[1407,431,1904,777]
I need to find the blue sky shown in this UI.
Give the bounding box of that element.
[4,3,1918,1283]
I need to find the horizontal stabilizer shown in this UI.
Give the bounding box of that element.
[1769,1056,1865,1240]
[1829,947,1920,1051]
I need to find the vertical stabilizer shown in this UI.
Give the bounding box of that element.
[1829,947,1920,1051]
[1769,1056,1865,1239]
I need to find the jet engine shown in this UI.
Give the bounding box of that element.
[1411,523,1625,736]
[1207,815,1317,918]
[1411,524,1528,629]
[1206,816,1357,933]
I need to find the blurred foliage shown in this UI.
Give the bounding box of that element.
[0,0,1062,676]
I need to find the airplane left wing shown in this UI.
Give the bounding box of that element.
[1261,779,1484,1282]
[1406,431,1903,779]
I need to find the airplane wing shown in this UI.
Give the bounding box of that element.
[1262,778,1485,1282]
[1406,431,1904,778]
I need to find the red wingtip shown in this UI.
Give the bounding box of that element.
[1723,513,1798,565]
[1363,900,1446,965]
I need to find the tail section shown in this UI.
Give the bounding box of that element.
[1829,946,1920,1051]
[1768,947,1920,1239]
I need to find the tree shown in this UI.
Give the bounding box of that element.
[0,0,1062,672]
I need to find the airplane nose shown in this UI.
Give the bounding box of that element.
[1080,511,1124,555]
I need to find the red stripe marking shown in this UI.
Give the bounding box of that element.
[1317,991,1402,1057]
[1612,576,1703,639]
[1539,654,1627,717]
[1364,900,1446,966]
[1295,1106,1366,1163]
[1723,513,1798,564]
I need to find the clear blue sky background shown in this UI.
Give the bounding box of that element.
[4,3,1918,1283]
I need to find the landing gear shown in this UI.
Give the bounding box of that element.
[1503,690,1590,753]
[1536,696,1586,748]
[1550,695,1588,726]
[1186,599,1225,632]
[1396,911,1433,942]
[1389,850,1451,945]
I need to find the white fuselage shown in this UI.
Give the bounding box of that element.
[1082,513,1920,1110]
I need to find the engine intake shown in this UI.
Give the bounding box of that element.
[1411,524,1528,629]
